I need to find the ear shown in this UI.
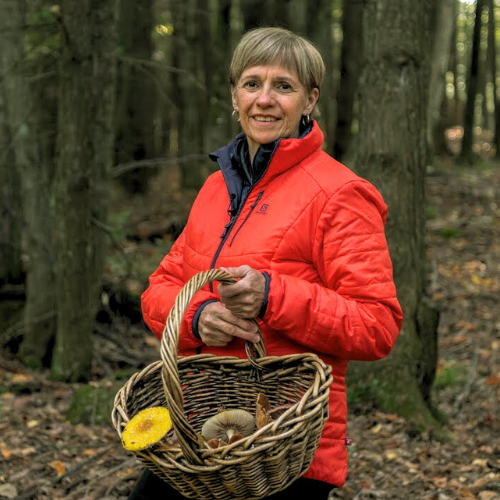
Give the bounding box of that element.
[231,86,238,111]
[303,87,320,116]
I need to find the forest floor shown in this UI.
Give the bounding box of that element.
[1,157,500,500]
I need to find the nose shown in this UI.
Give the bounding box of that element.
[256,85,275,107]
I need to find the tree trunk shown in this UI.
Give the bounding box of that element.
[115,0,157,194]
[0,0,57,366]
[52,0,118,382]
[427,0,455,162]
[461,0,486,163]
[352,0,441,426]
[0,87,22,286]
[333,0,363,163]
[305,0,334,154]
[488,0,500,156]
[171,0,210,189]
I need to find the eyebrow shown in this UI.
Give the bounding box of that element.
[242,74,296,82]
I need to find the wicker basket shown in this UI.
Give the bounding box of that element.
[112,269,333,500]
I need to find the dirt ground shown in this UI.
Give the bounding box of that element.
[1,158,499,500]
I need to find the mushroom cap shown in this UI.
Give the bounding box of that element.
[201,409,255,442]
[121,406,172,451]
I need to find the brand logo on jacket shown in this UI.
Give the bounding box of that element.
[257,204,268,214]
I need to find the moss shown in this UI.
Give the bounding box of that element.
[67,382,123,426]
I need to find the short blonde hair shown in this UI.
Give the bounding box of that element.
[229,27,325,95]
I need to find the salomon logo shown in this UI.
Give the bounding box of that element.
[257,204,268,214]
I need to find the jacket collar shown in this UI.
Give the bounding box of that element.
[209,120,324,213]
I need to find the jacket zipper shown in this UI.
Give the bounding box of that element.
[208,140,278,291]
[228,190,264,247]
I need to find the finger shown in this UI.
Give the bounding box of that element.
[220,265,251,278]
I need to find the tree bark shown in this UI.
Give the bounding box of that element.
[115,0,157,194]
[51,0,118,382]
[333,0,363,163]
[171,0,210,189]
[427,0,455,161]
[461,0,486,163]
[0,85,22,286]
[352,0,442,426]
[488,0,500,156]
[0,0,57,366]
[305,0,334,154]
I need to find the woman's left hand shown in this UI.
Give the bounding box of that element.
[217,265,265,319]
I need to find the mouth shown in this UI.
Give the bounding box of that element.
[252,115,279,122]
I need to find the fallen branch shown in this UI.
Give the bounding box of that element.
[452,342,480,417]
[13,444,116,500]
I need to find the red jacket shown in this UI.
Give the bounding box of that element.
[142,121,403,487]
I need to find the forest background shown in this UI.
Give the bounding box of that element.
[0,0,499,499]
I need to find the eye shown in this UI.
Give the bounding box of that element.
[277,82,292,91]
[243,80,258,89]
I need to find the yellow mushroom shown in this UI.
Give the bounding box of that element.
[121,406,172,451]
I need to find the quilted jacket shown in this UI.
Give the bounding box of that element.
[141,121,403,487]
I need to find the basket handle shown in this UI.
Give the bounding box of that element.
[160,268,266,465]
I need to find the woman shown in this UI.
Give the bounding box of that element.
[130,27,403,499]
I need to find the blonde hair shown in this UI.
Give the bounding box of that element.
[229,27,325,97]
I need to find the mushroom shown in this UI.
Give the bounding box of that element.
[121,406,172,451]
[201,409,255,443]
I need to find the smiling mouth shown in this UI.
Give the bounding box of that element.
[253,116,278,122]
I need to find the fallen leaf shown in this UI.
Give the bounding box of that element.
[371,423,383,434]
[1,448,12,459]
[477,491,500,500]
[486,374,500,386]
[11,373,33,384]
[0,484,18,499]
[27,419,39,428]
[49,460,66,477]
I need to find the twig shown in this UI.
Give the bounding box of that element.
[452,342,480,417]
[112,153,207,177]
[65,457,137,500]
[13,444,116,500]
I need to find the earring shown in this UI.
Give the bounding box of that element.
[302,114,310,126]
[232,110,240,122]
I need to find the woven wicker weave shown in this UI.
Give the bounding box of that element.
[112,269,333,500]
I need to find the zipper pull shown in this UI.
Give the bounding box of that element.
[220,221,232,239]
[251,190,265,209]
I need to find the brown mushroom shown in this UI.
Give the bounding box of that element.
[201,409,255,442]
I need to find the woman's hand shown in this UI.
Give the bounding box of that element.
[217,265,265,319]
[198,301,260,346]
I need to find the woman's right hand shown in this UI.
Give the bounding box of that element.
[198,301,260,347]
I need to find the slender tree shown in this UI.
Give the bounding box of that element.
[51,0,118,381]
[427,0,455,160]
[461,0,486,162]
[488,0,500,155]
[115,0,157,193]
[333,0,363,163]
[0,83,22,287]
[305,0,335,154]
[352,0,442,426]
[0,0,57,366]
[171,0,211,189]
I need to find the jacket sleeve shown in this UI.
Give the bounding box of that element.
[263,181,403,361]
[141,229,217,348]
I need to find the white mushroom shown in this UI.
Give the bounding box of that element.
[201,409,255,442]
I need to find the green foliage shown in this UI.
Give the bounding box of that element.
[440,226,461,239]
[67,382,124,426]
[433,362,467,390]
[425,206,437,220]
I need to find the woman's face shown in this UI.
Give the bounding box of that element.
[231,64,319,161]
